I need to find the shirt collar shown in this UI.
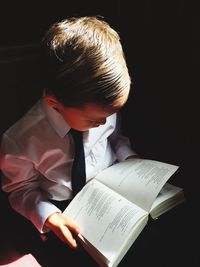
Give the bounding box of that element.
[41,98,70,138]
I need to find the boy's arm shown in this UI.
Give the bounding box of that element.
[1,153,59,232]
[1,134,79,248]
[0,135,58,231]
[109,112,138,161]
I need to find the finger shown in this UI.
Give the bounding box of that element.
[63,216,80,234]
[67,222,80,234]
[61,225,78,249]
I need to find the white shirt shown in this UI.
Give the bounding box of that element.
[1,99,136,232]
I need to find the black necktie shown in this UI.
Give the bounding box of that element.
[70,129,86,196]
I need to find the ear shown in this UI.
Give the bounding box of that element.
[44,95,60,109]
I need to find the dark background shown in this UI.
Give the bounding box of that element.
[1,0,199,199]
[0,1,199,266]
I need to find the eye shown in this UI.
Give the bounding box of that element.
[87,118,106,125]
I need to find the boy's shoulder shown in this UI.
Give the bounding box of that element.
[4,99,45,140]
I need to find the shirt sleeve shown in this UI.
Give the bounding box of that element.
[1,134,61,233]
[109,112,138,161]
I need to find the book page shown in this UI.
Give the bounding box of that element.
[95,158,179,212]
[63,179,148,264]
[149,182,185,219]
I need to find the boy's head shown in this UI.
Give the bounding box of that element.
[42,16,131,131]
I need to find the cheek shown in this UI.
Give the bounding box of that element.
[75,121,99,131]
[64,116,90,130]
[60,111,96,130]
[60,113,77,128]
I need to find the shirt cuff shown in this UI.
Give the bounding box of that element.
[116,145,138,162]
[30,200,61,233]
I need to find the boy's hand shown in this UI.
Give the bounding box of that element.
[44,212,80,249]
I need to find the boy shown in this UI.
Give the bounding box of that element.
[1,16,137,250]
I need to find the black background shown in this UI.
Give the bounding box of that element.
[1,0,199,198]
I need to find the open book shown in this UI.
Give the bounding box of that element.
[63,158,185,267]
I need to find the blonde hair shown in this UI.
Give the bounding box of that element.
[42,16,131,107]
